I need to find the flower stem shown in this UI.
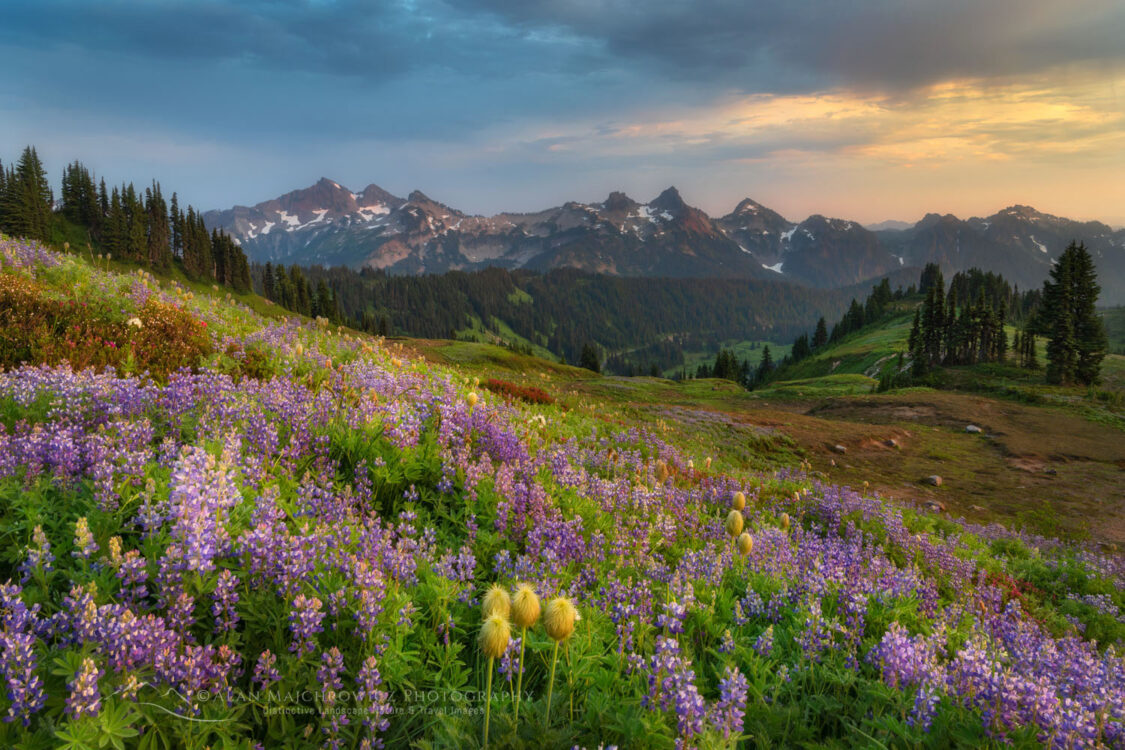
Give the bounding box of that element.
[484,656,494,747]
[545,640,559,726]
[515,627,527,721]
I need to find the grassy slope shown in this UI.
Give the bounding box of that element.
[5,235,1125,748]
[1104,306,1125,354]
[412,309,1125,544]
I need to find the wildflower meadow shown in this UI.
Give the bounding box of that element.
[0,235,1123,748]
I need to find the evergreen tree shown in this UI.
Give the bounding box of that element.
[756,345,773,383]
[144,182,172,269]
[790,334,811,362]
[812,317,828,349]
[1040,242,1107,384]
[1070,243,1108,384]
[1,147,52,241]
[578,343,601,373]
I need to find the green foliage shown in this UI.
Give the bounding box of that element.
[1041,242,1108,385]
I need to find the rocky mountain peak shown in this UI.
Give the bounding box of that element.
[602,191,639,213]
[649,186,686,214]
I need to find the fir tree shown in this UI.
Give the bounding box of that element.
[756,344,773,383]
[579,343,601,373]
[1,147,52,241]
[812,317,828,349]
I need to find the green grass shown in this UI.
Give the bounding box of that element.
[667,339,792,378]
[454,314,557,360]
[773,315,912,382]
[1103,306,1125,354]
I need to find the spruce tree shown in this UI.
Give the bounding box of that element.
[1069,242,1107,384]
[579,343,600,373]
[2,147,52,241]
[812,317,828,349]
[756,345,773,383]
[1043,248,1077,384]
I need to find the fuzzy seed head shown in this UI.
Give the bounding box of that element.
[479,614,511,659]
[704,457,712,469]
[655,459,669,482]
[725,510,744,538]
[780,512,791,531]
[731,491,746,511]
[543,597,577,641]
[511,584,541,629]
[467,392,479,408]
[737,532,753,556]
[482,584,511,619]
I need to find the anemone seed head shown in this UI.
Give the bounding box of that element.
[725,510,744,538]
[479,613,511,659]
[511,584,541,628]
[482,584,511,619]
[543,597,577,641]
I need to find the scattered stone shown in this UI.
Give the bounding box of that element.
[971,504,986,512]
[832,444,847,454]
[830,459,837,467]
[923,500,946,512]
[925,475,943,487]
[884,438,899,448]
[965,425,982,434]
[1045,468,1057,476]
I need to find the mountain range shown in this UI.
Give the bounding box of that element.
[204,179,1125,303]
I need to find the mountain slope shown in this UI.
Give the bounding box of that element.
[206,182,1125,302]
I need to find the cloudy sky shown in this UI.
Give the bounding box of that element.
[2,0,1123,225]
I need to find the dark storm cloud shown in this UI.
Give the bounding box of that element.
[0,0,558,81]
[449,0,1125,92]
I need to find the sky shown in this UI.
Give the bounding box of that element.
[1,0,1123,226]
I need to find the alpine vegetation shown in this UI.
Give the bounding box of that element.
[0,235,1123,749]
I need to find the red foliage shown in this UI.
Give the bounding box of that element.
[482,377,554,405]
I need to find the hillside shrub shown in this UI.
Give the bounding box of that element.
[483,377,554,405]
[0,273,210,376]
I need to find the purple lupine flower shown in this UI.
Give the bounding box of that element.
[498,635,522,678]
[0,631,46,725]
[288,594,324,656]
[253,650,280,689]
[211,570,240,634]
[753,625,775,657]
[357,656,392,744]
[66,657,102,718]
[711,666,749,739]
[319,647,349,746]
[117,550,148,604]
[18,525,53,584]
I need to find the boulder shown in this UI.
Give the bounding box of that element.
[923,500,946,512]
[884,438,899,448]
[965,425,982,434]
[832,444,847,454]
[925,475,942,487]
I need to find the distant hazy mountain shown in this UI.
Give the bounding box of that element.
[865,220,913,232]
[876,205,1125,302]
[205,182,1125,302]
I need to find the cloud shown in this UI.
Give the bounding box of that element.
[451,0,1125,93]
